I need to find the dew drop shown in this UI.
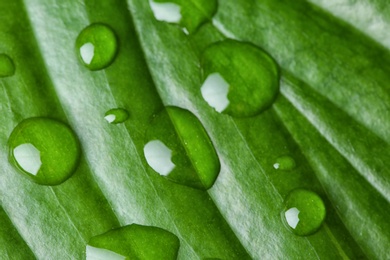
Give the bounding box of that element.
[149,0,218,34]
[8,118,81,185]
[201,39,280,117]
[281,189,326,236]
[87,224,180,260]
[273,155,296,171]
[144,106,220,190]
[104,108,129,124]
[76,23,118,71]
[0,54,15,77]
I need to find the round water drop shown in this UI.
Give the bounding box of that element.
[0,54,15,77]
[8,118,81,185]
[149,0,218,34]
[76,23,118,70]
[104,108,129,124]
[273,155,296,171]
[201,40,280,117]
[281,189,326,236]
[87,224,179,260]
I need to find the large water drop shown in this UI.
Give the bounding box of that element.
[87,224,179,260]
[201,40,279,117]
[281,189,326,236]
[76,23,118,71]
[144,106,220,190]
[8,118,81,185]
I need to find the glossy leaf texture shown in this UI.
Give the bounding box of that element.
[0,0,389,259]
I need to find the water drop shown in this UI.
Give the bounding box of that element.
[87,224,180,260]
[149,0,218,34]
[201,39,280,117]
[273,155,296,171]
[144,106,220,190]
[76,23,118,71]
[281,189,326,236]
[8,118,81,185]
[104,108,129,124]
[0,54,15,77]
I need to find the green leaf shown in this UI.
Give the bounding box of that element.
[0,0,389,259]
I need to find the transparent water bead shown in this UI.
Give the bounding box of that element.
[273,155,296,171]
[104,108,129,124]
[76,23,118,70]
[149,0,218,34]
[201,39,280,117]
[144,106,220,190]
[281,189,326,236]
[8,118,81,185]
[0,54,15,77]
[87,224,180,260]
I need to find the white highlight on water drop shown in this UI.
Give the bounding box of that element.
[80,42,95,65]
[86,245,126,260]
[104,114,116,123]
[273,163,280,169]
[285,207,300,229]
[13,143,42,176]
[201,73,230,113]
[144,140,175,176]
[149,0,182,23]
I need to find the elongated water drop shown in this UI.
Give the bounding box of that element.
[86,224,180,260]
[149,0,218,34]
[281,189,326,236]
[201,39,280,117]
[8,118,81,185]
[104,108,129,124]
[144,106,220,190]
[0,54,15,77]
[76,23,118,70]
[273,155,296,171]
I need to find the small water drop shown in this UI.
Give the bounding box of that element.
[281,189,326,236]
[201,39,280,117]
[104,108,129,124]
[87,224,179,260]
[144,106,220,190]
[8,118,81,185]
[149,0,218,34]
[273,155,296,171]
[76,23,118,71]
[0,54,15,77]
